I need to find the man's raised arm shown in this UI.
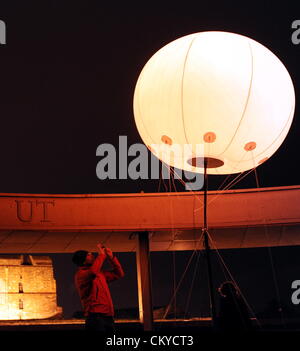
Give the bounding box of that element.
[103,247,125,282]
[90,244,107,275]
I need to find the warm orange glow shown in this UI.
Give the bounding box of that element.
[0,255,62,320]
[133,31,295,174]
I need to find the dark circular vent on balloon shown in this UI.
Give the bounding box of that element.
[187,157,224,168]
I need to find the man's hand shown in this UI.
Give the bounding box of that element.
[104,247,114,260]
[97,243,106,256]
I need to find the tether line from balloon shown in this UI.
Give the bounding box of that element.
[202,158,218,327]
[158,145,250,200]
[169,166,204,321]
[162,161,218,326]
[159,164,180,322]
[169,160,285,330]
[208,232,261,328]
[165,162,262,325]
[154,174,259,330]
[155,165,178,325]
[159,231,205,322]
[158,164,204,325]
[161,147,254,209]
[170,170,177,320]
[159,164,168,192]
[183,246,203,320]
[157,158,282,327]
[205,229,262,329]
[170,166,197,321]
[159,165,257,328]
[168,162,257,211]
[250,153,287,329]
[195,150,255,208]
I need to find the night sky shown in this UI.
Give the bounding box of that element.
[0,1,300,321]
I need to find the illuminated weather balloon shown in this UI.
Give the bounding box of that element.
[133,32,295,174]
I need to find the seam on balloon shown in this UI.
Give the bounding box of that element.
[216,40,254,158]
[230,103,295,164]
[180,36,197,158]
[135,70,158,147]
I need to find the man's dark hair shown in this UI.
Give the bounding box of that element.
[72,250,88,266]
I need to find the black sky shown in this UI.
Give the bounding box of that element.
[0,1,299,194]
[0,1,300,320]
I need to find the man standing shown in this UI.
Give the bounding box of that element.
[72,244,124,332]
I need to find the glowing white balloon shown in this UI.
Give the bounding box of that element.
[133,31,295,174]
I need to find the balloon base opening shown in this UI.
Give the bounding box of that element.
[187,157,224,168]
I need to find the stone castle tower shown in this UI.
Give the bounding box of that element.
[0,255,62,320]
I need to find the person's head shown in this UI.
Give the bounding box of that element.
[72,250,95,266]
[218,281,238,298]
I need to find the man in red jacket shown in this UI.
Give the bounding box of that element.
[72,243,124,332]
